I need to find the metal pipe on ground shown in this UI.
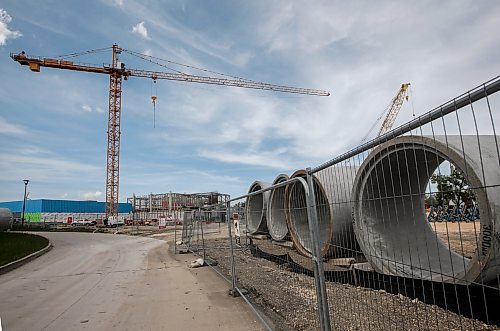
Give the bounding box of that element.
[245,181,271,235]
[286,168,358,257]
[267,174,290,241]
[352,135,500,284]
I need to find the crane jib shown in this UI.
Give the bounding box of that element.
[11,53,330,96]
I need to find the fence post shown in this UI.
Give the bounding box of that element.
[226,200,237,295]
[174,220,177,254]
[305,168,332,331]
[200,214,206,262]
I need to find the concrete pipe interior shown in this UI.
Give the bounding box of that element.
[352,136,496,283]
[267,174,290,241]
[246,181,270,234]
[286,171,332,257]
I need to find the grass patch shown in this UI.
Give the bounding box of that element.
[11,224,96,233]
[0,232,49,267]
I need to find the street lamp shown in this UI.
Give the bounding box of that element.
[21,179,29,227]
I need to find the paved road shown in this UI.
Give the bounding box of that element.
[0,232,264,330]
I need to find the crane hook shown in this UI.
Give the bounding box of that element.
[151,79,157,128]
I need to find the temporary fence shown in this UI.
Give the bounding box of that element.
[177,75,500,330]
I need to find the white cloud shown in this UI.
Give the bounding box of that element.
[124,3,252,68]
[82,191,102,200]
[0,152,101,182]
[198,148,292,170]
[143,49,152,56]
[81,104,105,113]
[132,21,151,40]
[0,116,27,136]
[0,9,22,45]
[112,0,124,6]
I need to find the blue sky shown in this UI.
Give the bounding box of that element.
[1,1,500,202]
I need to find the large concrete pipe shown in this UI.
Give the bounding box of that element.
[352,135,500,284]
[267,174,290,241]
[285,168,357,257]
[0,208,13,230]
[246,181,271,234]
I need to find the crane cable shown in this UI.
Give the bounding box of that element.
[123,49,184,75]
[151,79,157,128]
[122,48,256,82]
[409,85,417,135]
[360,99,392,143]
[54,47,113,60]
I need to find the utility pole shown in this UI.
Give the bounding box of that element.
[21,179,29,227]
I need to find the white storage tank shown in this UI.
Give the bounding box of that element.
[0,208,13,230]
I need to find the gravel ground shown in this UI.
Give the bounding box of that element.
[202,237,498,331]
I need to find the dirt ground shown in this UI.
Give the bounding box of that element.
[202,237,497,331]
[430,221,480,258]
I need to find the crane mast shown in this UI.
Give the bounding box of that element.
[11,44,330,217]
[106,44,122,217]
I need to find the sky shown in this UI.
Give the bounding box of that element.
[0,0,499,203]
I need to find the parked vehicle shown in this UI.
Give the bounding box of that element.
[107,215,125,227]
[72,219,96,226]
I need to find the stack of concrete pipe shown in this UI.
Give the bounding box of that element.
[249,168,358,257]
[247,135,499,285]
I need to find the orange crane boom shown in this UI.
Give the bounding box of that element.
[11,44,330,217]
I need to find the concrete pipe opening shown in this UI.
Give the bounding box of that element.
[267,174,290,241]
[286,170,333,257]
[352,135,500,284]
[245,181,271,234]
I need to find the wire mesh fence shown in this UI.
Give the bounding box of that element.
[177,75,500,330]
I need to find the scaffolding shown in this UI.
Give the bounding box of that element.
[127,192,230,223]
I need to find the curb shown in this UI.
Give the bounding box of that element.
[0,239,53,276]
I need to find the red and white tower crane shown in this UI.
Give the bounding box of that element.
[11,44,330,216]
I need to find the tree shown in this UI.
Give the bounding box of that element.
[429,165,476,207]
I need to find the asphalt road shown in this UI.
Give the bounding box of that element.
[0,232,263,330]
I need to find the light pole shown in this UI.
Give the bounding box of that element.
[21,179,29,227]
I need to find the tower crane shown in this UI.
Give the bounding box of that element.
[377,83,411,136]
[11,44,330,217]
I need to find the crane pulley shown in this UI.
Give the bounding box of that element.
[11,44,330,217]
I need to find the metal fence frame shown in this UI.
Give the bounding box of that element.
[177,75,500,330]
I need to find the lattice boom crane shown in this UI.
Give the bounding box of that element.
[377,83,411,137]
[11,44,330,217]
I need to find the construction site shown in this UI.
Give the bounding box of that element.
[127,191,229,224]
[1,32,499,331]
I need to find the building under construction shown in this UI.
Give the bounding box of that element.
[127,192,229,223]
